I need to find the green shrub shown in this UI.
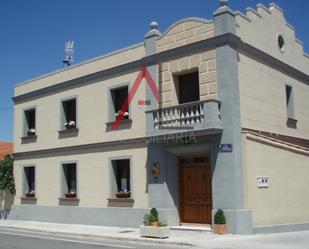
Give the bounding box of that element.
[150,208,158,222]
[144,208,164,226]
[143,213,157,225]
[0,155,15,194]
[214,209,226,224]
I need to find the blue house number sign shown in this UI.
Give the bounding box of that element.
[219,144,233,152]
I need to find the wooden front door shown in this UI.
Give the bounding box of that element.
[179,155,212,224]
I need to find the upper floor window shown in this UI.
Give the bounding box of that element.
[176,72,200,104]
[61,98,77,130]
[24,166,35,198]
[111,86,129,120]
[285,84,297,128]
[277,34,285,52]
[24,108,36,136]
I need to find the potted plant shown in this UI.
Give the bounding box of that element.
[115,189,130,198]
[64,120,76,129]
[65,191,77,198]
[115,110,129,120]
[212,209,227,235]
[27,128,36,136]
[140,208,169,238]
[25,190,35,198]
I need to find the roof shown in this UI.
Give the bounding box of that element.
[0,142,13,160]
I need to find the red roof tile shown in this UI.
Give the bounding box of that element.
[0,142,13,160]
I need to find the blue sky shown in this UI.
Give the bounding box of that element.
[0,0,308,142]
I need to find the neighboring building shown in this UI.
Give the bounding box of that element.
[0,142,13,160]
[0,142,14,219]
[10,1,309,234]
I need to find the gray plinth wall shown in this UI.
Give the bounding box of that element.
[7,205,179,228]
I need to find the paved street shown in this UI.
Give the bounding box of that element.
[0,228,190,249]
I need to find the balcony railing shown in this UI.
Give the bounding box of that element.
[146,99,222,135]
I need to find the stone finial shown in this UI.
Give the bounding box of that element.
[150,21,159,30]
[219,0,229,7]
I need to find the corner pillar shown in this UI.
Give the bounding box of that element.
[213,0,253,234]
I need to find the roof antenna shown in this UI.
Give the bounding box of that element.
[63,41,74,67]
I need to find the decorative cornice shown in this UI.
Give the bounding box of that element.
[13,137,147,160]
[13,128,223,159]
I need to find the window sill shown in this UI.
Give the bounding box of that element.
[105,119,132,131]
[286,118,297,129]
[58,197,80,201]
[58,127,79,134]
[20,197,37,203]
[106,118,132,126]
[21,135,37,143]
[107,198,134,207]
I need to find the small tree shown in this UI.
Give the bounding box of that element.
[0,155,16,194]
[214,209,226,224]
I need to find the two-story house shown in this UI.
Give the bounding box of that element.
[10,1,309,234]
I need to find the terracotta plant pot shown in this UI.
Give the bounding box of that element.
[150,221,159,227]
[115,192,130,198]
[65,192,77,198]
[212,224,227,235]
[25,192,35,198]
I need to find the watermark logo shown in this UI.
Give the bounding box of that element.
[112,65,160,130]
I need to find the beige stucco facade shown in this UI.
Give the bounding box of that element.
[14,70,147,153]
[242,133,309,226]
[238,53,309,139]
[236,3,309,229]
[14,146,148,208]
[236,3,309,139]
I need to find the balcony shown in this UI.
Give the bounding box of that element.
[146,99,223,137]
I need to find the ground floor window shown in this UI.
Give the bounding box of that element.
[24,166,35,197]
[62,163,77,198]
[111,159,131,198]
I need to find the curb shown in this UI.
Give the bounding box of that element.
[0,225,197,247]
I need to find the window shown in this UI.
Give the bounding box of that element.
[176,72,200,104]
[278,34,285,52]
[24,166,35,197]
[62,163,77,198]
[111,86,129,120]
[61,98,77,129]
[285,85,297,128]
[24,108,36,136]
[111,159,131,198]
[286,85,295,118]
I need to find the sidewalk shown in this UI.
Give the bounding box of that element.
[1,220,309,249]
[0,220,215,247]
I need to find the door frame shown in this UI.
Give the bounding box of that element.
[178,153,212,224]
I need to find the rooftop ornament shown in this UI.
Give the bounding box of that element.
[219,0,229,7]
[150,21,159,31]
